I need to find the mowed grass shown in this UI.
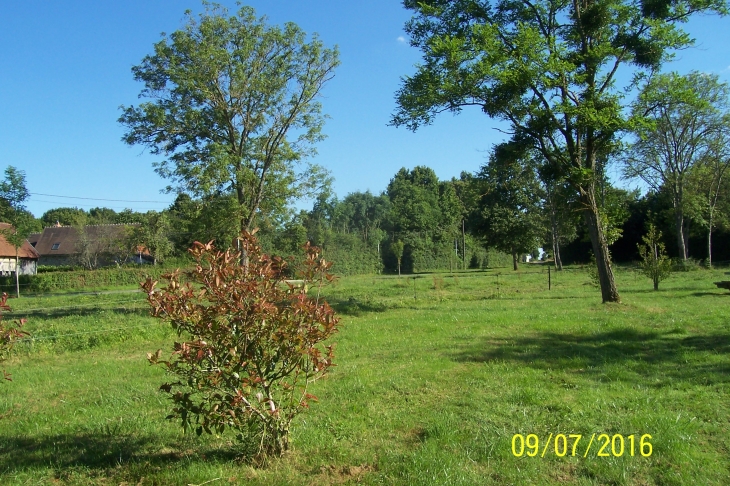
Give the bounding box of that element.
[0,265,728,485]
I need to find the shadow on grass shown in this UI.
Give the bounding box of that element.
[624,287,717,294]
[13,305,149,320]
[688,291,730,297]
[0,432,244,476]
[330,297,389,316]
[452,328,730,386]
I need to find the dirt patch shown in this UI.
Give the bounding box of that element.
[311,464,377,485]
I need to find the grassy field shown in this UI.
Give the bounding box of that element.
[0,264,728,485]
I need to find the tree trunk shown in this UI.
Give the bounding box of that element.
[550,213,563,271]
[553,241,563,271]
[707,209,713,269]
[239,217,250,268]
[554,239,563,271]
[512,252,519,271]
[462,219,466,270]
[14,248,20,299]
[675,209,687,261]
[450,240,453,273]
[581,191,620,303]
[652,242,659,290]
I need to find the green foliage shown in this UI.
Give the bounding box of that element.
[275,214,309,257]
[71,224,138,270]
[40,207,86,227]
[0,267,173,294]
[391,240,404,275]
[0,293,28,384]
[128,212,174,265]
[385,167,465,273]
[120,4,339,235]
[330,191,391,243]
[0,166,35,298]
[142,231,340,457]
[320,233,382,276]
[0,167,29,212]
[167,193,231,253]
[625,71,730,260]
[542,178,580,269]
[472,143,545,270]
[387,167,443,235]
[638,224,673,290]
[40,207,149,227]
[392,0,728,301]
[597,186,638,246]
[586,255,601,288]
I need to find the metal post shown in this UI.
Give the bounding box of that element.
[548,264,551,290]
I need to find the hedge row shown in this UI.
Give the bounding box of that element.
[0,266,177,294]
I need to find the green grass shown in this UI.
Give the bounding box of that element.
[1,264,729,485]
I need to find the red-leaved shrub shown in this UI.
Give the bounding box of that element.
[0,292,28,384]
[142,231,340,456]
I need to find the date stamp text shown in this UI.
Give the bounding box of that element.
[511,433,653,458]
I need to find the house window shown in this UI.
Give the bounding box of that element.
[51,243,60,250]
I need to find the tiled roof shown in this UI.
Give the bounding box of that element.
[33,224,137,256]
[0,223,41,259]
[28,232,41,246]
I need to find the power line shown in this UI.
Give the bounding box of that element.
[30,192,171,204]
[30,199,168,211]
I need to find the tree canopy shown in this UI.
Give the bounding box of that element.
[120,4,339,240]
[0,166,34,297]
[472,143,545,270]
[624,71,730,262]
[391,0,728,302]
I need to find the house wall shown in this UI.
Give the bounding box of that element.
[39,255,76,267]
[0,257,38,276]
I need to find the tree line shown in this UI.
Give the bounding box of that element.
[9,137,730,276]
[3,1,729,295]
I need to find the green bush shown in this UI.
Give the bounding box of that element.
[0,266,177,293]
[322,233,383,276]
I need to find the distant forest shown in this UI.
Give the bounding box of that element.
[28,162,730,275]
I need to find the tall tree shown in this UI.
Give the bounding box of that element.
[391,240,405,276]
[386,166,442,235]
[304,191,337,247]
[473,143,545,271]
[40,207,87,227]
[0,167,33,298]
[542,178,579,271]
[337,191,391,243]
[686,145,730,267]
[130,212,174,265]
[392,0,727,302]
[120,4,339,253]
[386,166,461,272]
[624,72,730,262]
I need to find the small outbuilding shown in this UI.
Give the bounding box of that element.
[0,223,40,276]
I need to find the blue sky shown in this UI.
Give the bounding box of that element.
[2,1,729,219]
